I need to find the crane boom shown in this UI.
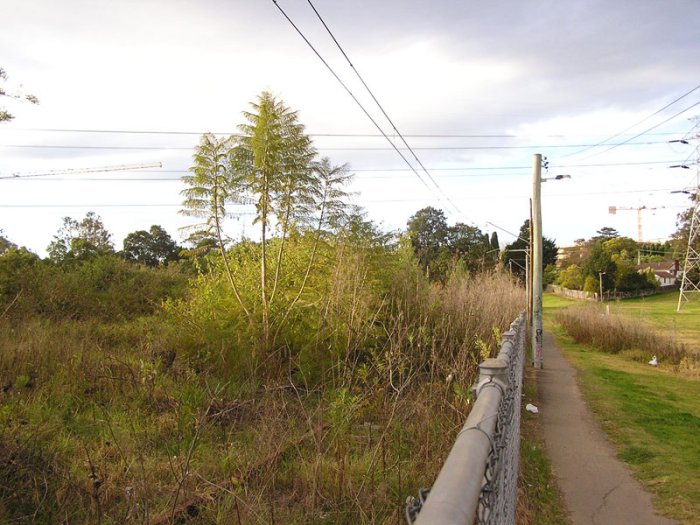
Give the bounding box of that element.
[608,204,665,242]
[0,162,163,180]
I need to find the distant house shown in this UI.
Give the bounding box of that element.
[636,260,681,287]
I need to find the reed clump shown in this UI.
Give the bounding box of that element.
[555,305,690,365]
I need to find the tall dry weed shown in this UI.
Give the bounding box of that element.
[556,305,689,364]
[0,252,526,523]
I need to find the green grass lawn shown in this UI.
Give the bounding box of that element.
[605,291,700,351]
[543,293,700,524]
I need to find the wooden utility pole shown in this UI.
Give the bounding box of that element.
[532,154,543,369]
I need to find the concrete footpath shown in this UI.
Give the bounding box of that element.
[537,331,676,525]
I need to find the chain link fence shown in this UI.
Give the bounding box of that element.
[406,312,526,525]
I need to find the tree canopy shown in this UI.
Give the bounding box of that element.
[180,91,353,351]
[47,212,114,262]
[122,225,180,266]
[502,220,557,279]
[0,67,39,122]
[406,206,496,279]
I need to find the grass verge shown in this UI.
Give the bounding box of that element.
[547,322,700,524]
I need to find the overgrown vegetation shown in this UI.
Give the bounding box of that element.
[0,92,528,523]
[554,304,693,365]
[607,290,700,351]
[0,250,522,522]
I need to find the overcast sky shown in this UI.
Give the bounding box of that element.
[2,0,699,256]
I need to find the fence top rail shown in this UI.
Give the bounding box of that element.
[411,311,526,525]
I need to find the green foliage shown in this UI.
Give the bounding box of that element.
[0,229,17,255]
[180,93,355,353]
[595,226,619,239]
[406,206,449,276]
[543,263,559,285]
[602,236,638,264]
[180,133,237,244]
[581,240,616,290]
[122,224,180,266]
[502,219,558,280]
[0,247,40,299]
[406,206,495,281]
[583,274,598,293]
[558,264,583,290]
[0,253,186,321]
[47,212,114,263]
[614,262,656,292]
[0,67,39,122]
[489,231,500,255]
[672,192,699,256]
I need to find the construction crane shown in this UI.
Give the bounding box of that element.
[608,204,666,242]
[0,162,163,180]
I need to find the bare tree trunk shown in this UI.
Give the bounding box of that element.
[273,203,326,343]
[261,203,269,352]
[269,206,291,307]
[214,185,251,321]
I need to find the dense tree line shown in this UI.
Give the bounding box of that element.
[405,206,500,280]
[555,227,668,293]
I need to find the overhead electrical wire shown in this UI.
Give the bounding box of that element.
[2,127,682,139]
[565,82,700,158]
[268,0,446,209]
[0,159,688,181]
[0,140,672,151]
[0,200,688,209]
[579,99,700,160]
[303,0,467,219]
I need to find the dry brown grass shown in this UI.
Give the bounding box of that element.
[0,269,524,523]
[555,304,695,366]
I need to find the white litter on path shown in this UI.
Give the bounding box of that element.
[525,403,539,414]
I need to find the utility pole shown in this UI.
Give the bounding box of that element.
[532,154,543,369]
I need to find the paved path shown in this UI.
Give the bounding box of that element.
[537,331,676,525]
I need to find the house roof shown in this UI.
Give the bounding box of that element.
[654,271,676,279]
[636,261,677,272]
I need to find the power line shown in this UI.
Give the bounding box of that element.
[303,0,466,219]
[582,99,700,159]
[2,127,682,139]
[565,82,700,157]
[0,139,671,152]
[0,159,688,181]
[0,128,517,138]
[1,196,688,208]
[268,0,445,208]
[0,158,688,175]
